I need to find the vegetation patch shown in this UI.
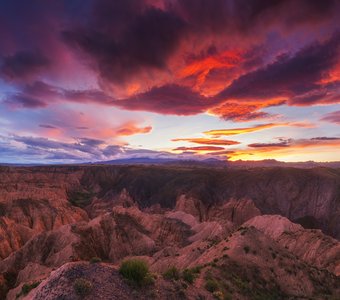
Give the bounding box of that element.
[119,259,153,286]
[73,278,93,296]
[68,190,93,208]
[182,269,195,284]
[89,257,102,264]
[205,278,219,293]
[16,281,40,298]
[163,266,180,281]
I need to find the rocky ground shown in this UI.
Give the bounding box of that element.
[0,165,339,299]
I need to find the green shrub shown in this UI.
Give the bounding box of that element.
[143,272,156,285]
[16,281,40,298]
[205,278,219,293]
[119,259,150,285]
[73,278,92,296]
[89,257,102,264]
[182,268,197,284]
[191,265,202,274]
[163,266,180,280]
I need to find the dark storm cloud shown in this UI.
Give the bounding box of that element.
[170,0,338,34]
[3,81,114,108]
[63,0,186,84]
[113,84,212,115]
[60,0,340,87]
[0,51,50,80]
[217,33,340,104]
[230,0,337,30]
[4,81,61,108]
[1,0,340,120]
[6,94,47,108]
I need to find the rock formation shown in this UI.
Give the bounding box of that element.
[0,165,339,299]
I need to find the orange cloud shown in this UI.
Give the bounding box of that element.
[227,137,340,161]
[172,138,240,145]
[178,50,242,95]
[114,121,152,136]
[318,62,340,85]
[208,99,285,122]
[174,146,225,152]
[204,122,314,136]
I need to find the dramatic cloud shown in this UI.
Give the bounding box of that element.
[4,81,114,108]
[208,100,283,121]
[1,0,340,163]
[113,84,212,115]
[172,138,240,145]
[217,33,340,106]
[62,0,186,89]
[204,122,313,136]
[0,50,50,81]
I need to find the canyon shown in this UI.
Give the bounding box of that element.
[0,165,339,299]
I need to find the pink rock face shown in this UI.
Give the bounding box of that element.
[0,218,35,259]
[0,200,88,260]
[175,195,207,221]
[208,198,262,226]
[245,215,340,275]
[245,215,303,239]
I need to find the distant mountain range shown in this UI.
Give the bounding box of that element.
[1,157,340,168]
[90,157,340,169]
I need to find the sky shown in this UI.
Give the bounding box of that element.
[0,0,340,164]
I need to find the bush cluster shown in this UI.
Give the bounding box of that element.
[162,266,201,284]
[119,259,154,286]
[163,266,180,280]
[16,281,40,298]
[73,278,93,296]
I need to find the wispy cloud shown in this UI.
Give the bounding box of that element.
[204,122,314,136]
[172,138,240,145]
